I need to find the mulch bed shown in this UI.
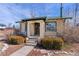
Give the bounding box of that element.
[27,49,48,56]
[27,43,79,56]
[0,45,23,56]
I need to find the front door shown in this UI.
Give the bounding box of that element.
[34,23,40,36]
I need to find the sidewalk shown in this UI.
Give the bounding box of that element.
[10,46,34,56]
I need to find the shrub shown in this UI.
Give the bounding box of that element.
[52,38,64,50]
[8,35,26,44]
[8,38,18,45]
[41,37,53,49]
[41,37,64,50]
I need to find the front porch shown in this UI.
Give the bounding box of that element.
[27,20,45,39]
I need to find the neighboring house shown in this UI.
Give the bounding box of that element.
[0,24,6,30]
[17,17,72,39]
[0,27,16,41]
[4,28,16,35]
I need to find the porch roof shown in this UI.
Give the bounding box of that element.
[22,17,46,22]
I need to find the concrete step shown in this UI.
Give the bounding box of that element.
[26,40,37,46]
[25,43,37,46]
[27,38,37,41]
[26,41,36,43]
[26,41,36,44]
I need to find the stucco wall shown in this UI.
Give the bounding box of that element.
[20,19,64,38]
[45,19,64,36]
[57,19,64,34]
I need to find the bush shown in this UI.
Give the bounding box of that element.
[8,38,18,45]
[52,38,64,50]
[41,37,53,49]
[41,37,64,50]
[8,35,26,44]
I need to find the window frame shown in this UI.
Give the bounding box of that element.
[45,21,57,32]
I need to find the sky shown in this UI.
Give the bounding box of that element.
[0,3,78,27]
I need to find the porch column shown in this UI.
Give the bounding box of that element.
[40,22,45,38]
[20,22,26,33]
[27,21,30,38]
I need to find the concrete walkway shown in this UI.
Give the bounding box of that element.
[10,46,34,56]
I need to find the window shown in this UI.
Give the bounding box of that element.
[45,22,57,32]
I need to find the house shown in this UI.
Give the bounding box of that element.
[17,17,72,39]
[0,27,15,41]
[0,24,6,30]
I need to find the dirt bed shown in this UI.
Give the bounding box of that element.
[27,43,79,56]
[0,45,23,56]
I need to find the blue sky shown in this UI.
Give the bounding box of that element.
[0,3,77,26]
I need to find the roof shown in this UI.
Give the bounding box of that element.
[16,17,46,23]
[22,17,46,22]
[16,16,72,23]
[48,17,72,20]
[0,27,6,29]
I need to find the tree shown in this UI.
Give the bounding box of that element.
[8,23,12,27]
[30,5,35,18]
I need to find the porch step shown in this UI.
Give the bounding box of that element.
[26,42,37,46]
[29,38,38,42]
[25,38,37,46]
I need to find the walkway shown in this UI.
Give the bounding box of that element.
[10,46,34,56]
[10,38,37,56]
